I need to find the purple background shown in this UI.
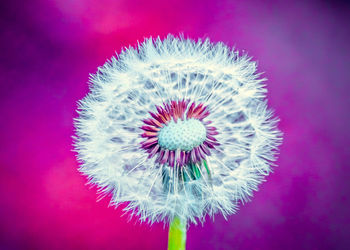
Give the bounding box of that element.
[1,0,349,249]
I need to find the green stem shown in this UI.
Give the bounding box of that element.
[168,216,187,250]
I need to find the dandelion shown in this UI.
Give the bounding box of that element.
[74,35,282,249]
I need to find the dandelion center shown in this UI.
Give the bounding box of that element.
[140,99,220,167]
[158,119,207,151]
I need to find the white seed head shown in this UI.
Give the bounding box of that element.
[73,35,283,225]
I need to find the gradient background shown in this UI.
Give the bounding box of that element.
[1,0,349,249]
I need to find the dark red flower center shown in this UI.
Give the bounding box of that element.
[140,100,219,167]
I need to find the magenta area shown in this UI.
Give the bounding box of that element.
[0,0,349,249]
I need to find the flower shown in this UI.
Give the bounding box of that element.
[74,35,282,225]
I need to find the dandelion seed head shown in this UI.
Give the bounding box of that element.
[74,35,283,225]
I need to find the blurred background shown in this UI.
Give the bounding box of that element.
[0,0,349,249]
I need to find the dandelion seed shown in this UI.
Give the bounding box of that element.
[74,35,282,249]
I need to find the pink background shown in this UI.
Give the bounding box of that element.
[1,0,349,249]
